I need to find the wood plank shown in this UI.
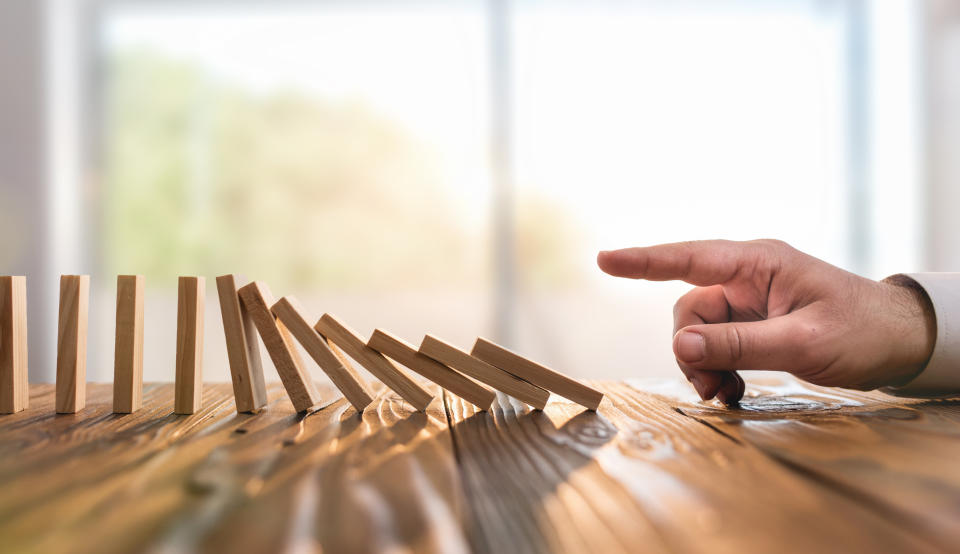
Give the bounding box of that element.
[315,313,433,412]
[238,282,321,412]
[0,276,28,414]
[174,277,205,415]
[471,337,603,410]
[215,274,267,413]
[420,335,549,410]
[113,275,144,414]
[271,297,373,413]
[0,382,284,554]
[56,275,89,414]
[198,383,468,554]
[368,329,495,411]
[446,383,938,553]
[668,376,960,552]
[0,383,468,554]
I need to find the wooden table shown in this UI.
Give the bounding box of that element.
[1,378,957,553]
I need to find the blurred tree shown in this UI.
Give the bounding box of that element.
[103,49,584,291]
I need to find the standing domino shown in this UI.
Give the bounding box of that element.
[174,276,205,415]
[113,275,145,413]
[56,275,89,414]
[0,276,28,414]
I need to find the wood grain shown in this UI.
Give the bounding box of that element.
[315,314,433,412]
[471,337,603,410]
[174,277,205,415]
[113,275,144,414]
[238,282,321,412]
[368,329,495,411]
[0,276,28,414]
[1,378,957,553]
[56,275,89,414]
[215,274,267,413]
[0,383,467,554]
[667,376,960,552]
[271,297,373,413]
[420,335,549,410]
[446,382,936,554]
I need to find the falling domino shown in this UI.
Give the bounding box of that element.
[56,275,89,414]
[315,314,434,412]
[271,297,374,413]
[367,329,495,411]
[174,277,205,415]
[419,334,550,410]
[0,276,28,414]
[216,275,268,413]
[471,337,604,410]
[113,275,144,414]
[239,282,321,412]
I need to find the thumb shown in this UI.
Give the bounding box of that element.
[673,314,817,373]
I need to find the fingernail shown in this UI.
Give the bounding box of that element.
[676,331,706,363]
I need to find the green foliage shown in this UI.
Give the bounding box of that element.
[103,49,585,291]
[103,49,480,289]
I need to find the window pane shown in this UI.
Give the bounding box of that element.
[98,5,491,381]
[510,3,850,379]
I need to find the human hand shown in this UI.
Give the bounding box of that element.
[597,240,936,404]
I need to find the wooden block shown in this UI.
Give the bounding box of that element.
[174,276,205,415]
[368,329,495,411]
[419,334,550,409]
[271,297,374,412]
[315,313,434,412]
[0,276,28,414]
[113,275,144,414]
[471,337,604,410]
[216,274,268,413]
[56,275,89,414]
[238,282,321,412]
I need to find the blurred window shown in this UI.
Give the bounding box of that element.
[96,1,878,380]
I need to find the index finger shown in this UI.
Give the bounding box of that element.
[597,240,763,286]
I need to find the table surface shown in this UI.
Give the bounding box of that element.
[1,378,957,554]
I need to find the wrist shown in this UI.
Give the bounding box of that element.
[881,276,937,386]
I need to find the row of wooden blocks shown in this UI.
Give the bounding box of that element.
[0,275,603,415]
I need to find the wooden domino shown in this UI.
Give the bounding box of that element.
[216,274,268,413]
[56,275,89,413]
[0,276,28,414]
[238,282,321,412]
[368,329,495,411]
[419,334,549,409]
[174,276,205,414]
[271,297,373,412]
[113,275,144,413]
[315,314,434,411]
[471,337,604,410]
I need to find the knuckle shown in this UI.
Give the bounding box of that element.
[752,238,794,258]
[724,325,745,363]
[755,238,791,250]
[672,289,698,319]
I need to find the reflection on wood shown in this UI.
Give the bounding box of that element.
[669,376,960,552]
[0,378,955,553]
[447,384,934,554]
